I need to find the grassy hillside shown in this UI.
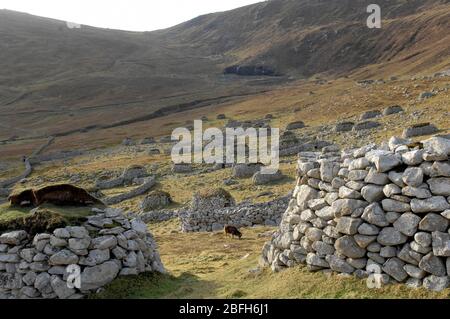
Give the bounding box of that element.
[1,0,449,152]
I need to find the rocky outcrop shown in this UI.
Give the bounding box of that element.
[261,135,450,291]
[0,207,164,299]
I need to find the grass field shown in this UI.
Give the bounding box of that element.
[94,219,450,299]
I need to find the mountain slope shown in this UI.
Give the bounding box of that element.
[0,0,449,144]
[163,0,450,75]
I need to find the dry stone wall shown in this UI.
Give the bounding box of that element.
[180,196,289,232]
[0,158,32,189]
[261,136,450,291]
[0,207,164,299]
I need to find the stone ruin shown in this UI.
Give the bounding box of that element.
[261,136,450,292]
[140,191,172,211]
[191,188,236,211]
[0,207,164,299]
[94,165,156,205]
[95,165,148,189]
[179,188,288,232]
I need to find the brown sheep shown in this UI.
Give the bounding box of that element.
[224,225,242,239]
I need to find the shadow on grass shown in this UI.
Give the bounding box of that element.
[91,271,216,299]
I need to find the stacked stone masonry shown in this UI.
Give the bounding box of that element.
[0,208,164,299]
[180,196,289,232]
[261,136,450,292]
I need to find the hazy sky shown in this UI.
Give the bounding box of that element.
[0,0,263,31]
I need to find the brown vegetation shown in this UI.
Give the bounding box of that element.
[8,184,103,207]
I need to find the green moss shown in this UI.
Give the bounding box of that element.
[0,208,88,235]
[0,203,93,235]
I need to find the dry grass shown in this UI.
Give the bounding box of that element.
[96,219,450,299]
[2,74,448,165]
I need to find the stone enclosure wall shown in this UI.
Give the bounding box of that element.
[180,196,289,232]
[261,136,450,291]
[0,208,164,299]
